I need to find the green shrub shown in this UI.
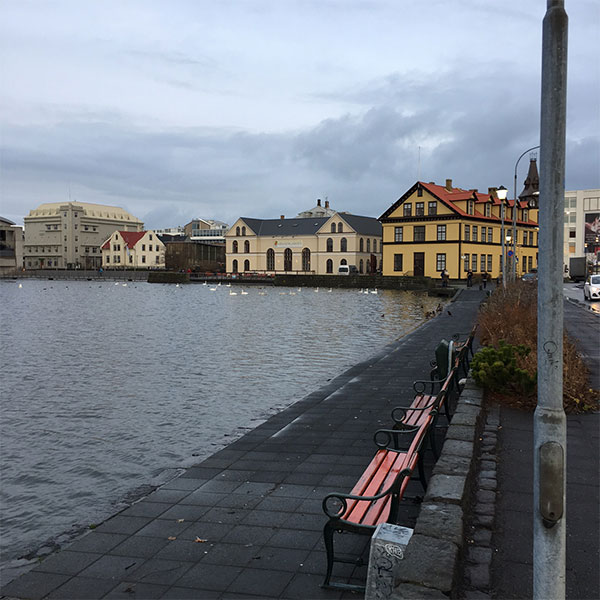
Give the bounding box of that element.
[472,340,537,396]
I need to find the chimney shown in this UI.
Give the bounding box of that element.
[445,179,453,191]
[325,200,329,208]
[317,199,321,206]
[488,187,497,198]
[280,215,285,220]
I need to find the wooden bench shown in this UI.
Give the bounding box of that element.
[321,423,431,591]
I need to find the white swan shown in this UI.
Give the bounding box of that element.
[229,290,238,296]
[240,289,248,295]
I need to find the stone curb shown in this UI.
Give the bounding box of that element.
[391,379,486,599]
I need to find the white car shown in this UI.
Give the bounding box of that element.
[583,274,600,301]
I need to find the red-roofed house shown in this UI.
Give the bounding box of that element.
[101,230,165,269]
[379,179,539,281]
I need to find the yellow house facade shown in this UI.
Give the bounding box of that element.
[101,230,166,269]
[379,180,539,280]
[225,212,382,275]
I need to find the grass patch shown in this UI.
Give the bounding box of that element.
[475,282,599,413]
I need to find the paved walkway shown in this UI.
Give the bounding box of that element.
[490,300,600,600]
[1,288,486,600]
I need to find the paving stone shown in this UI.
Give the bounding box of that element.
[467,546,493,564]
[470,529,492,546]
[473,514,494,527]
[46,576,118,599]
[479,459,496,471]
[478,477,497,491]
[32,550,102,576]
[476,489,496,504]
[103,581,170,599]
[1,571,71,600]
[466,562,490,588]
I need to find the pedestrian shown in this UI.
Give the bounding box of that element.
[467,269,473,287]
[482,271,488,289]
[441,269,449,287]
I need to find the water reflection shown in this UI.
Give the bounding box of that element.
[0,280,441,573]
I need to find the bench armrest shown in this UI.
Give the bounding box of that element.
[413,378,446,394]
[373,427,426,451]
[391,402,435,425]
[322,469,413,519]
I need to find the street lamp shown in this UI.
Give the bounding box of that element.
[497,186,509,287]
[513,145,541,281]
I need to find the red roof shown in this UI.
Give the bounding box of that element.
[102,231,145,250]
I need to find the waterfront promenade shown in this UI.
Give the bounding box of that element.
[1,288,598,599]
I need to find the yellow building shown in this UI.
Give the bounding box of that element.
[225,209,382,275]
[379,179,539,280]
[101,230,165,269]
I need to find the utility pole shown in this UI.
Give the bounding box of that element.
[534,1,568,599]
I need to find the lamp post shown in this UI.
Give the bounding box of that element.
[497,186,509,287]
[513,145,541,281]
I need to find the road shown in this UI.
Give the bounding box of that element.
[563,281,600,315]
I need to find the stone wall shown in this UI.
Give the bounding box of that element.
[273,274,434,290]
[391,378,485,598]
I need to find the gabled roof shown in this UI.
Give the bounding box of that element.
[101,230,146,250]
[337,214,382,236]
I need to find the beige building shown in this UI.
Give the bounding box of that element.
[23,201,143,269]
[225,210,382,275]
[184,218,229,243]
[0,217,24,274]
[101,230,165,269]
[563,188,600,270]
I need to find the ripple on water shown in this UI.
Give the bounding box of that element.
[0,280,444,574]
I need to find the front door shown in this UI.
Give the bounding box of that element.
[414,252,425,277]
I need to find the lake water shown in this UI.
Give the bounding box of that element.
[0,279,441,577]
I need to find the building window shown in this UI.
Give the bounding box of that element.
[487,254,493,272]
[149,234,153,240]
[266,248,275,270]
[284,248,292,271]
[326,259,333,273]
[464,225,470,241]
[326,238,333,252]
[394,253,403,272]
[244,259,250,271]
[359,259,364,273]
[414,226,425,242]
[481,227,486,242]
[528,256,533,272]
[148,244,152,251]
[241,226,246,236]
[415,202,424,216]
[232,240,238,254]
[437,225,446,241]
[340,237,347,252]
[403,203,412,217]
[302,248,311,271]
[232,259,238,273]
[373,239,377,253]
[340,258,347,266]
[337,223,343,233]
[360,238,364,252]
[236,226,240,236]
[129,255,133,264]
[481,255,486,272]
[485,204,491,217]
[488,228,493,243]
[141,256,145,264]
[472,254,477,271]
[366,239,371,252]
[523,209,529,222]
[394,227,403,242]
[467,200,474,215]
[115,255,120,263]
[436,253,446,271]
[472,226,478,242]
[464,254,470,272]
[141,244,145,251]
[331,223,336,233]
[64,246,67,252]
[428,201,437,215]
[106,256,110,263]
[244,240,250,253]
[417,187,423,197]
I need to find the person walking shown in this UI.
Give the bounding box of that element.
[467,269,473,287]
[482,271,488,289]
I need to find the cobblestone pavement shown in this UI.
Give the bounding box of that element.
[1,289,486,600]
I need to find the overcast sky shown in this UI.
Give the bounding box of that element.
[1,0,598,229]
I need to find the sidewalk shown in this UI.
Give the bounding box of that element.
[1,288,486,600]
[490,300,600,599]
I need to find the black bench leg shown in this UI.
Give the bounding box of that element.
[322,522,336,588]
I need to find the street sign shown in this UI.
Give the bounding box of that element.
[508,250,514,257]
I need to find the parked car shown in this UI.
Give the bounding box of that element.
[522,272,537,283]
[583,274,600,301]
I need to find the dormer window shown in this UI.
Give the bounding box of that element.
[467,200,474,215]
[417,187,423,197]
[523,209,529,222]
[485,204,491,217]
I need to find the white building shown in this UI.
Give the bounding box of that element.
[0,217,24,274]
[563,189,600,270]
[184,219,229,243]
[23,201,143,269]
[101,230,165,269]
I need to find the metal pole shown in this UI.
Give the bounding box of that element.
[534,1,568,599]
[513,145,540,281]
